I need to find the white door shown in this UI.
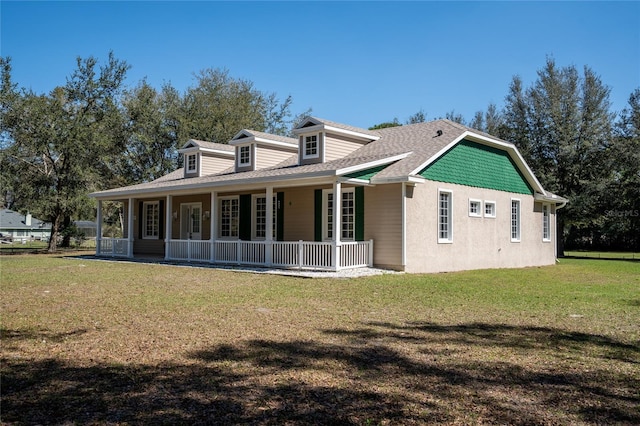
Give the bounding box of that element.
[180,203,202,240]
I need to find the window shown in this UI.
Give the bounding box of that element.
[220,197,239,238]
[186,154,197,173]
[304,135,319,159]
[325,191,334,240]
[341,189,355,240]
[542,204,551,241]
[484,201,496,218]
[323,188,355,241]
[511,199,521,242]
[438,190,453,243]
[143,201,160,239]
[253,195,277,240]
[469,199,482,217]
[239,145,251,166]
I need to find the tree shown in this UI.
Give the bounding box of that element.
[469,104,504,135]
[369,118,401,130]
[502,58,615,252]
[114,80,182,185]
[0,53,129,251]
[406,109,426,124]
[605,88,640,250]
[179,68,298,144]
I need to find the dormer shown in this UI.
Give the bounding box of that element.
[292,117,381,165]
[229,130,298,173]
[178,139,235,178]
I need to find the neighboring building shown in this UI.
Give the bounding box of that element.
[74,220,98,238]
[90,118,567,273]
[0,209,51,241]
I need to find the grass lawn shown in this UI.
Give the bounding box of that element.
[1,255,638,425]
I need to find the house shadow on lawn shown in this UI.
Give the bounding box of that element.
[2,323,639,425]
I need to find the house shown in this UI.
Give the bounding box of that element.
[73,220,98,239]
[0,209,51,242]
[89,118,567,273]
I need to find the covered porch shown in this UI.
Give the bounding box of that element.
[95,180,374,271]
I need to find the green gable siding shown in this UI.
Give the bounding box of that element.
[419,140,533,195]
[345,164,389,181]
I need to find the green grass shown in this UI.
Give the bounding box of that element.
[1,255,639,425]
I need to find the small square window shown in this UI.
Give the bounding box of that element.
[186,154,197,173]
[239,146,251,166]
[484,201,496,218]
[469,199,482,217]
[304,135,319,159]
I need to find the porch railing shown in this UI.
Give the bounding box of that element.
[98,238,130,257]
[152,239,373,271]
[167,239,211,262]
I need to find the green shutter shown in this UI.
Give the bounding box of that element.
[239,194,251,241]
[314,189,322,242]
[138,201,143,239]
[158,200,165,240]
[276,192,284,241]
[355,187,364,241]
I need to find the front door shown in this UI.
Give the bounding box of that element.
[180,203,202,240]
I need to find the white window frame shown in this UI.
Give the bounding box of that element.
[322,188,355,241]
[511,198,521,242]
[484,201,496,218]
[469,198,482,218]
[142,201,160,240]
[219,196,239,239]
[252,194,277,240]
[542,203,551,242]
[303,134,319,159]
[438,190,453,243]
[323,189,334,241]
[341,188,355,241]
[238,145,251,167]
[186,153,197,173]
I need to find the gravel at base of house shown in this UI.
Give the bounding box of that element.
[69,255,402,278]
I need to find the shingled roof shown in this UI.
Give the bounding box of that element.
[91,118,547,199]
[0,209,50,230]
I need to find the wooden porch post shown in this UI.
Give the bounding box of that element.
[96,200,102,255]
[127,198,134,258]
[210,191,217,263]
[265,186,273,266]
[333,180,342,270]
[165,195,172,260]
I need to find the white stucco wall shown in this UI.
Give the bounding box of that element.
[404,180,557,273]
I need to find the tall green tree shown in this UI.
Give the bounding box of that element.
[0,53,129,251]
[502,59,614,252]
[115,80,182,185]
[604,89,640,249]
[179,68,298,144]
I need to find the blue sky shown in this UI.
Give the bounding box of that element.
[2,1,639,129]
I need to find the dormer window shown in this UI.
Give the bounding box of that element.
[304,135,319,159]
[186,154,197,173]
[239,145,251,166]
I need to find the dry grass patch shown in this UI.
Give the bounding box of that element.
[1,255,639,425]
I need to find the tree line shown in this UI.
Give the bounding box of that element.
[1,54,638,252]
